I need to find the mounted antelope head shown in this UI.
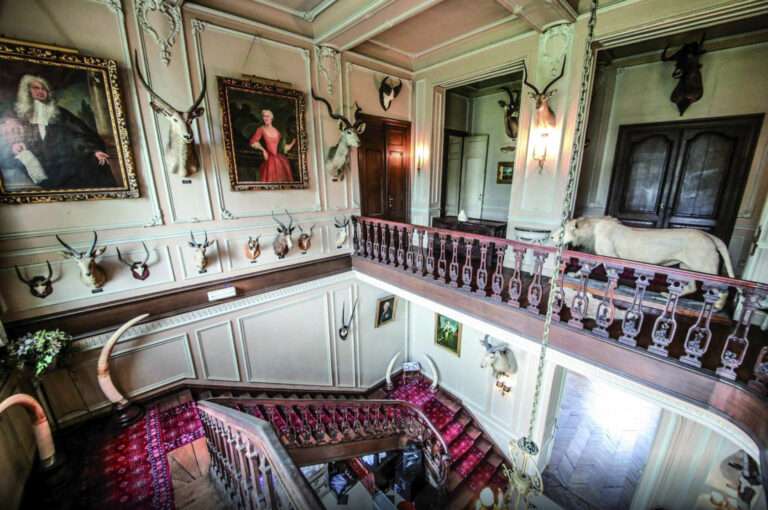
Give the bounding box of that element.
[522,57,566,130]
[245,236,262,263]
[379,76,403,111]
[338,298,358,340]
[134,51,207,177]
[311,90,366,181]
[297,224,316,254]
[661,34,706,115]
[189,231,213,273]
[57,232,107,290]
[15,261,54,299]
[497,86,520,139]
[272,210,296,259]
[479,335,516,380]
[116,242,151,281]
[334,216,350,249]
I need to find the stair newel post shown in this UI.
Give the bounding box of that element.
[461,237,474,291]
[388,224,396,264]
[717,290,760,381]
[618,270,653,347]
[405,227,415,270]
[551,260,567,322]
[365,221,373,258]
[372,222,381,261]
[648,277,687,357]
[415,228,426,275]
[491,243,506,302]
[474,240,490,296]
[748,346,768,394]
[507,247,525,307]
[526,250,547,314]
[593,264,622,337]
[448,237,460,287]
[396,226,405,267]
[380,224,389,262]
[437,233,448,283]
[680,283,724,367]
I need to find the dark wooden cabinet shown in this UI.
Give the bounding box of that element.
[431,216,507,238]
[358,115,411,223]
[607,115,763,242]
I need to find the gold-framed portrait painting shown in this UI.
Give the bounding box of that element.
[497,161,514,184]
[434,314,462,356]
[0,38,139,204]
[218,76,309,191]
[375,295,397,327]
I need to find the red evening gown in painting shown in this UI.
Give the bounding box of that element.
[249,127,294,182]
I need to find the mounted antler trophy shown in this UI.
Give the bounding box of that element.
[297,225,316,254]
[272,210,296,259]
[379,76,403,111]
[497,86,520,138]
[134,51,207,177]
[311,90,366,181]
[56,231,108,290]
[15,261,54,299]
[188,231,213,273]
[116,242,151,281]
[338,298,358,340]
[522,57,566,130]
[661,34,706,115]
[479,335,516,380]
[245,236,262,263]
[334,216,350,249]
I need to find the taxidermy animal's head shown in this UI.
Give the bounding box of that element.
[297,224,315,254]
[15,261,54,299]
[188,231,214,273]
[522,58,566,130]
[378,76,403,111]
[311,89,366,181]
[57,232,108,290]
[272,210,296,259]
[334,216,350,249]
[558,216,620,252]
[497,86,520,139]
[661,34,706,115]
[116,242,151,281]
[479,335,516,380]
[134,51,207,177]
[245,235,261,262]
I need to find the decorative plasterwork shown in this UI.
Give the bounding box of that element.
[136,0,184,65]
[315,45,340,95]
[538,23,573,80]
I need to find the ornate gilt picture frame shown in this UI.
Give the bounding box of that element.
[218,76,309,191]
[434,313,462,356]
[0,38,139,204]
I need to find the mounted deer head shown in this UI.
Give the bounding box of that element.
[116,242,151,281]
[15,261,54,299]
[245,235,262,263]
[272,210,296,259]
[134,51,207,177]
[297,224,316,254]
[379,76,403,111]
[661,34,706,115]
[188,231,213,273]
[497,86,520,139]
[338,298,358,340]
[312,89,366,181]
[522,57,566,130]
[57,231,107,290]
[334,216,350,249]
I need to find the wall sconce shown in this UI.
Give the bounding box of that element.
[495,374,514,396]
[531,128,551,172]
[415,144,428,172]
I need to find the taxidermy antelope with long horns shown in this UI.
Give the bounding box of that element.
[338,298,358,340]
[311,89,366,181]
[116,242,151,281]
[297,224,315,254]
[189,231,213,273]
[522,57,566,130]
[15,261,54,299]
[334,216,350,249]
[134,51,207,177]
[498,86,520,138]
[245,236,261,263]
[272,210,296,259]
[479,335,516,380]
[379,76,403,111]
[661,34,706,115]
[57,232,107,290]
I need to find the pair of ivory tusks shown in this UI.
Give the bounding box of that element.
[97,313,149,407]
[0,393,55,464]
[385,351,439,391]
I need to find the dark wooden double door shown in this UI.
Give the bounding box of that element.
[358,115,411,223]
[607,115,762,242]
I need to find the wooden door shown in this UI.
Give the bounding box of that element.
[442,132,465,217]
[459,135,489,219]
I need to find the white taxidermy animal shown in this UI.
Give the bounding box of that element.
[272,210,296,259]
[297,224,316,254]
[312,90,366,181]
[245,235,261,263]
[334,216,350,249]
[56,231,108,290]
[189,231,214,273]
[479,335,517,379]
[134,51,206,177]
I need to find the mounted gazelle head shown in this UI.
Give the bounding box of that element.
[56,232,108,290]
[116,242,151,281]
[311,89,366,181]
[297,224,316,254]
[334,216,350,249]
[661,33,706,115]
[479,335,516,380]
[272,210,296,259]
[379,76,403,111]
[497,86,520,139]
[522,57,566,130]
[189,231,213,273]
[15,261,54,299]
[338,298,358,340]
[245,236,262,263]
[134,51,207,177]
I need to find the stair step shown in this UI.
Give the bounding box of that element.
[466,457,501,492]
[435,392,461,414]
[454,443,489,478]
[449,431,478,460]
[442,415,470,445]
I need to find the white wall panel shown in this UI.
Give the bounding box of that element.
[195,321,240,382]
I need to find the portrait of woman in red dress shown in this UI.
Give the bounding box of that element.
[248,109,297,183]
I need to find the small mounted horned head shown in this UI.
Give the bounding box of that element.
[661,33,706,115]
[116,242,151,281]
[297,225,316,254]
[189,231,214,273]
[57,231,108,290]
[379,76,403,111]
[334,216,350,249]
[15,261,54,299]
[497,86,520,139]
[311,89,366,181]
[272,210,296,259]
[245,235,262,263]
[338,298,359,340]
[522,57,566,130]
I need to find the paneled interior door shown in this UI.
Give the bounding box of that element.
[459,134,489,219]
[607,115,763,242]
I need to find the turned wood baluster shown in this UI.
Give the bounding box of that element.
[397,227,405,267]
[748,346,768,395]
[618,270,653,347]
[405,228,415,270]
[551,260,567,322]
[415,229,426,274]
[373,223,381,261]
[234,432,249,506]
[526,251,547,314]
[461,238,474,291]
[680,284,724,368]
[648,277,688,357]
[593,265,622,337]
[365,222,373,258]
[425,232,435,278]
[474,241,490,296]
[717,290,760,381]
[448,238,460,287]
[353,218,361,254]
[507,248,525,307]
[491,244,506,302]
[437,234,448,282]
[380,224,389,262]
[568,262,594,329]
[246,447,264,509]
[388,225,396,264]
[260,455,276,509]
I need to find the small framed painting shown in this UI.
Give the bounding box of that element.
[375,295,397,327]
[434,314,461,356]
[497,161,514,184]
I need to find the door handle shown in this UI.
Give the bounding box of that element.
[388,195,394,208]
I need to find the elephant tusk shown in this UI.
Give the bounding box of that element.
[0,393,55,467]
[423,354,439,392]
[385,352,401,390]
[98,313,149,407]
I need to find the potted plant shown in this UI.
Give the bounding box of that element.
[7,329,73,380]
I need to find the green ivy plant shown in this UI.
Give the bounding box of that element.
[6,329,72,379]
